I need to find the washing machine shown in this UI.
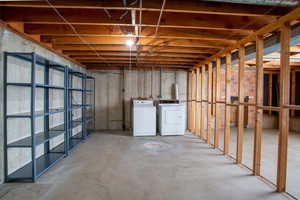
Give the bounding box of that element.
[158,104,186,136]
[132,100,156,136]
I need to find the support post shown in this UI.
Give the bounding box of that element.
[291,71,296,117]
[188,71,192,131]
[201,66,206,140]
[224,53,232,155]
[237,46,245,164]
[195,68,200,136]
[214,58,221,148]
[207,63,213,145]
[277,23,290,192]
[268,74,273,115]
[253,36,264,176]
[191,70,195,134]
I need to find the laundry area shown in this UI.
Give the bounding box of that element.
[0,1,300,200]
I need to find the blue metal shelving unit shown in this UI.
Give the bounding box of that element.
[3,52,95,182]
[85,75,96,136]
[68,68,86,150]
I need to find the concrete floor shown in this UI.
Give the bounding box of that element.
[226,127,300,199]
[0,132,291,200]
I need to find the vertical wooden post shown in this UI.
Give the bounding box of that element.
[188,71,192,131]
[191,70,195,134]
[214,58,221,148]
[224,53,232,155]
[195,68,200,136]
[268,74,273,115]
[253,36,264,176]
[201,66,206,140]
[213,70,216,116]
[237,46,245,164]
[277,23,290,192]
[291,70,296,117]
[207,63,213,144]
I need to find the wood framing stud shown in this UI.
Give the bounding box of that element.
[277,23,290,193]
[237,46,245,164]
[268,74,273,115]
[224,53,232,155]
[201,65,206,140]
[191,70,196,134]
[195,68,200,136]
[253,36,264,176]
[188,71,192,131]
[291,71,296,117]
[214,58,221,148]
[207,63,213,145]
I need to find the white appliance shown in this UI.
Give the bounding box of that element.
[132,100,156,136]
[158,104,186,136]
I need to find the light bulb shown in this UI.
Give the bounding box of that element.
[126,39,134,47]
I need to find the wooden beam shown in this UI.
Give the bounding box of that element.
[224,53,232,155]
[277,23,291,193]
[53,44,218,54]
[0,21,86,69]
[237,46,245,164]
[253,36,264,176]
[69,52,208,59]
[76,57,199,63]
[24,24,248,41]
[0,0,289,17]
[81,60,195,66]
[207,63,213,145]
[86,65,188,71]
[195,68,200,137]
[85,63,191,69]
[197,6,300,66]
[41,36,234,47]
[214,58,221,148]
[1,7,272,33]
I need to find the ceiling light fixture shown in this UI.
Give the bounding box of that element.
[126,39,135,47]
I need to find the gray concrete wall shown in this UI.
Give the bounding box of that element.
[0,26,86,183]
[90,69,188,131]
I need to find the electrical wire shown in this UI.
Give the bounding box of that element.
[44,0,112,67]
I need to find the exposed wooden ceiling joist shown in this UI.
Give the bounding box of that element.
[42,37,232,48]
[65,51,210,59]
[0,0,291,17]
[53,44,218,54]
[0,0,298,70]
[2,8,274,33]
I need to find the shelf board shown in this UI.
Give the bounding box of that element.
[7,130,64,148]
[71,131,83,140]
[69,138,82,150]
[50,123,65,132]
[36,84,65,90]
[72,121,82,128]
[72,117,83,123]
[6,107,65,118]
[7,149,65,181]
[86,117,94,122]
[6,82,65,90]
[68,88,83,92]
